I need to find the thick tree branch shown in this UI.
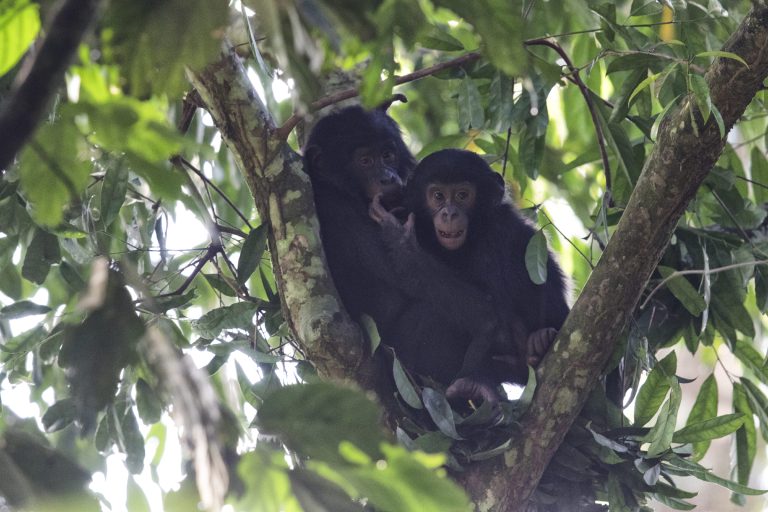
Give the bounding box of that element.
[0,0,103,172]
[458,4,768,509]
[185,47,370,384]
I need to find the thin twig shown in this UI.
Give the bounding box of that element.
[154,242,222,299]
[275,52,482,140]
[640,259,768,309]
[524,38,613,206]
[536,207,594,268]
[173,156,253,229]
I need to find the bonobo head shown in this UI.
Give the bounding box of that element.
[408,149,505,252]
[303,96,416,206]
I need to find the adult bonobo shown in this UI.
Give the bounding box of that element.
[405,149,570,391]
[305,101,514,406]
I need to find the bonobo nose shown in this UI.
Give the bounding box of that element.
[380,176,396,185]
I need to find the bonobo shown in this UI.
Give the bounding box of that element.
[305,101,514,406]
[404,149,570,396]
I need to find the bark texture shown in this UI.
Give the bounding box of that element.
[187,50,370,384]
[188,4,768,508]
[457,4,768,510]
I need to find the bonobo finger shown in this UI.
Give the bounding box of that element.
[528,327,557,359]
[526,355,541,367]
[368,193,386,223]
[446,377,501,408]
[404,213,415,232]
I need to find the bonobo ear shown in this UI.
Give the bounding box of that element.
[489,172,506,204]
[303,145,323,173]
[376,93,408,112]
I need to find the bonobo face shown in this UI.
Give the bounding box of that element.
[426,181,476,251]
[350,141,403,202]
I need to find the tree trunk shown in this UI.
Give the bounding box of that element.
[458,4,768,510]
[187,3,768,508]
[187,52,372,385]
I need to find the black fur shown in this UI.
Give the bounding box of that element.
[304,107,508,393]
[408,149,570,384]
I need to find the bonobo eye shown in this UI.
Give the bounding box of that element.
[456,190,469,201]
[433,190,445,202]
[359,155,374,167]
[381,150,396,163]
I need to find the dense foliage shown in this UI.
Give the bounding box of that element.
[1,0,768,510]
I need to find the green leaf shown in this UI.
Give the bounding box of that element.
[733,383,757,488]
[755,266,768,313]
[684,374,718,460]
[657,266,706,316]
[609,68,647,123]
[127,477,151,512]
[695,50,749,68]
[0,0,41,77]
[733,340,768,384]
[435,1,524,76]
[18,109,92,226]
[710,104,725,138]
[651,94,681,141]
[606,53,665,75]
[393,358,422,410]
[289,469,363,512]
[238,224,268,285]
[136,378,163,425]
[59,261,86,292]
[457,75,484,131]
[202,272,239,297]
[100,161,130,228]
[0,300,51,319]
[689,74,711,123]
[667,454,766,495]
[417,25,464,51]
[634,351,676,427]
[42,398,76,433]
[105,0,228,98]
[359,314,381,353]
[672,413,744,443]
[255,382,384,464]
[629,71,662,104]
[741,378,768,442]
[191,301,259,339]
[525,230,548,285]
[488,72,515,131]
[21,228,61,284]
[122,408,145,474]
[712,296,755,338]
[644,380,681,458]
[422,388,462,440]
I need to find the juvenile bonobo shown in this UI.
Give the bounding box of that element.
[305,100,513,406]
[404,149,570,396]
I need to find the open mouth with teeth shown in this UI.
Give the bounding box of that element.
[435,227,467,250]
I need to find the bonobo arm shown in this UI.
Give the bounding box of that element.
[370,195,510,404]
[368,194,500,333]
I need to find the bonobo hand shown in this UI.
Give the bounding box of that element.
[445,377,502,408]
[526,327,558,367]
[369,193,416,246]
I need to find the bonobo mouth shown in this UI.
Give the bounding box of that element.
[436,227,467,250]
[377,186,403,209]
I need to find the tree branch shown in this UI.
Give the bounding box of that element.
[458,4,768,509]
[186,47,372,384]
[0,0,104,172]
[275,51,482,140]
[525,38,613,205]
